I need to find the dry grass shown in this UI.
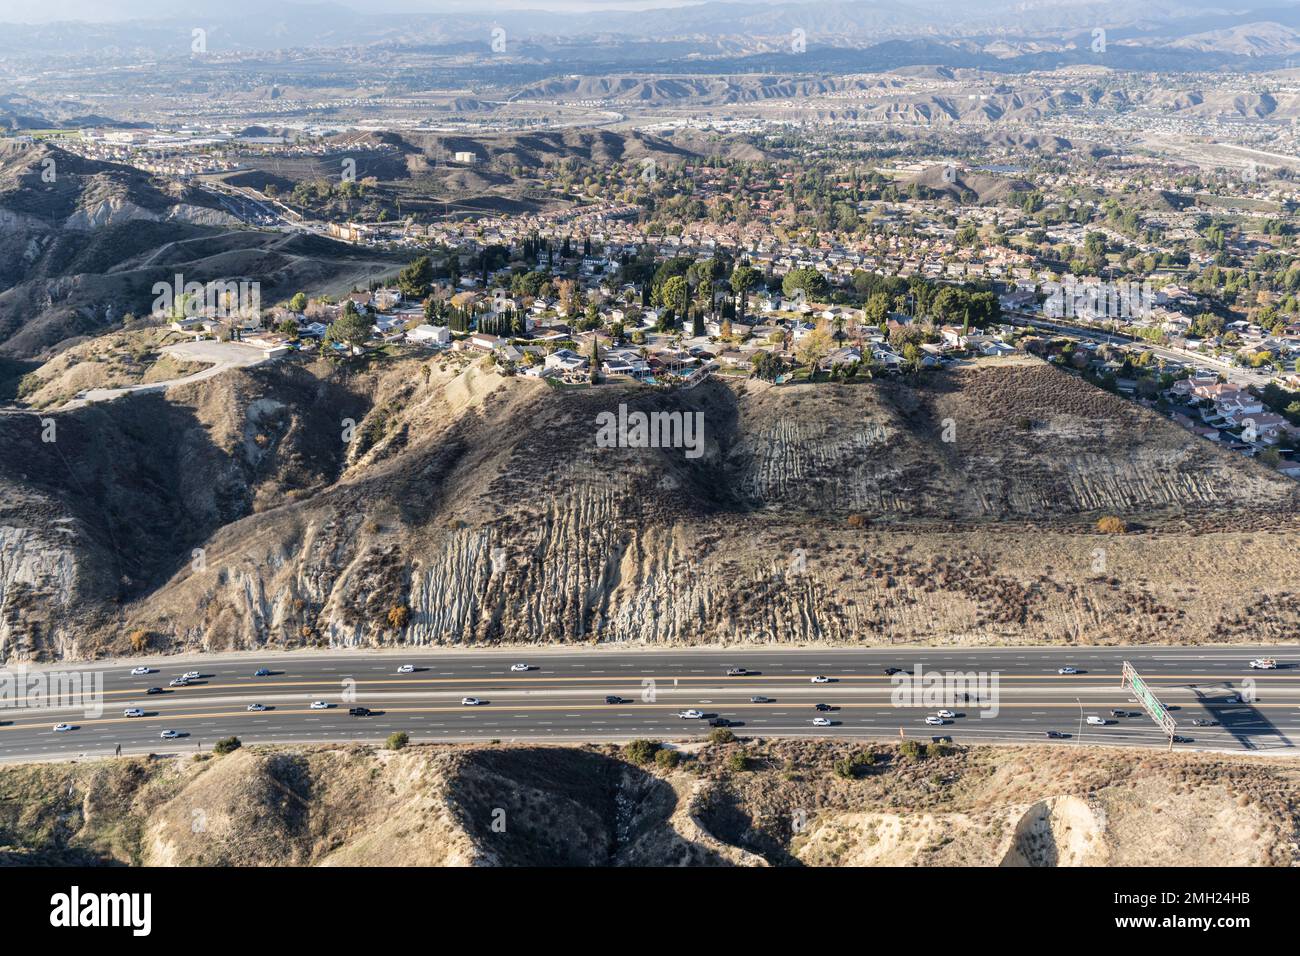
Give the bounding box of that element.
[1,740,1295,867]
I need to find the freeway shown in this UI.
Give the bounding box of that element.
[1,645,1296,762]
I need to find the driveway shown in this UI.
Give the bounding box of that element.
[59,341,274,410]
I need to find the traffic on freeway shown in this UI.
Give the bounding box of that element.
[1,646,1296,761]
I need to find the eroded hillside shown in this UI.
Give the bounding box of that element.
[1,740,1295,867]
[0,143,407,358]
[0,353,1297,660]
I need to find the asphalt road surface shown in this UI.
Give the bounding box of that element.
[2,645,1296,762]
[1005,312,1274,390]
[60,342,274,409]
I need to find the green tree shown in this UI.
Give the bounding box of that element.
[863,292,890,327]
[659,275,689,315]
[622,739,660,764]
[730,265,760,322]
[899,739,926,760]
[397,256,434,299]
[795,319,834,371]
[325,308,373,352]
[727,750,751,772]
[833,750,875,778]
[386,731,409,751]
[782,267,829,301]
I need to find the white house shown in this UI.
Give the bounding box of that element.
[407,324,451,346]
[545,348,587,373]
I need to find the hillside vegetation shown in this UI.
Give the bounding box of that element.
[0,740,1295,866]
[0,352,1295,660]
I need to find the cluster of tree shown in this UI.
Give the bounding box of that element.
[322,299,373,352]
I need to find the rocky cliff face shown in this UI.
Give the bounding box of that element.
[3,352,1293,661]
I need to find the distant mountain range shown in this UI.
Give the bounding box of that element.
[4,1,1300,69]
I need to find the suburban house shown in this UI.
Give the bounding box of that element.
[407,324,451,346]
[544,348,588,373]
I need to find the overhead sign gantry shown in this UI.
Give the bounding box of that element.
[1121,661,1178,749]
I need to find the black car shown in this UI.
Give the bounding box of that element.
[1046,730,1065,738]
[348,707,372,717]
[708,717,732,727]
[883,667,903,675]
[1171,735,1191,744]
[814,703,833,712]
[604,695,624,704]
[146,687,163,695]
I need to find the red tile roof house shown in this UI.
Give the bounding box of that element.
[1191,382,1240,403]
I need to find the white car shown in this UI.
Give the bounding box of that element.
[123,708,144,718]
[1058,667,1078,675]
[936,709,955,719]
[397,664,415,674]
[159,729,179,739]
[246,703,266,712]
[52,723,73,733]
[1086,716,1107,726]
[182,671,200,680]
[461,697,483,706]
[725,667,748,676]
[309,700,330,710]
[510,664,530,672]
[678,709,704,719]
[1249,658,1277,670]
[812,717,832,727]
[168,677,189,687]
[925,716,946,726]
[130,666,151,676]
[810,675,831,684]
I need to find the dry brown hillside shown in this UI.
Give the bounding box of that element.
[0,740,1295,866]
[0,352,1296,660]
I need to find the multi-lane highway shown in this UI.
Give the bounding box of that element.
[1,645,1296,762]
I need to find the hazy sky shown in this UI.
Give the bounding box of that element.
[0,0,761,22]
[2,0,1274,25]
